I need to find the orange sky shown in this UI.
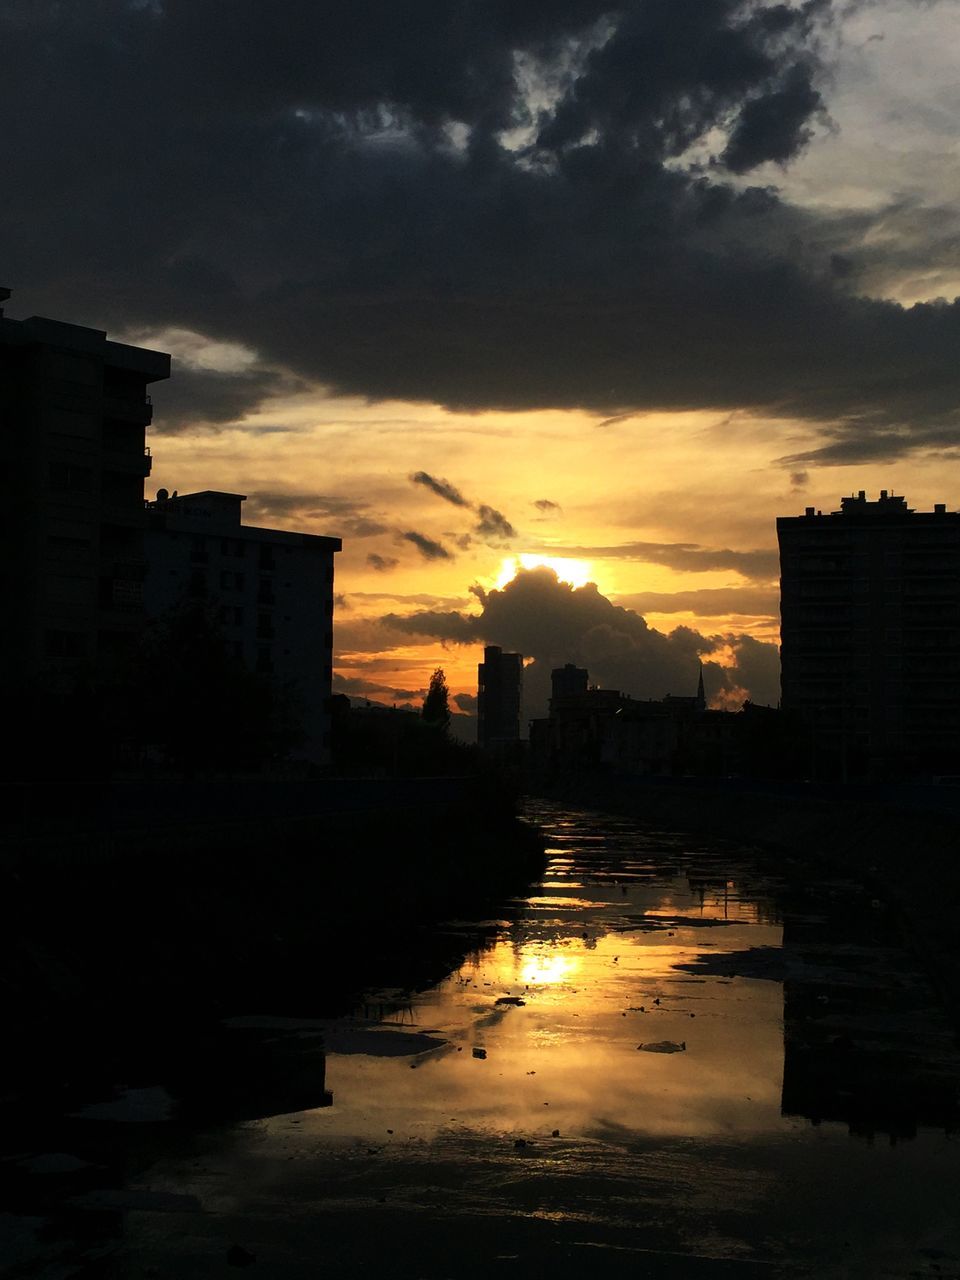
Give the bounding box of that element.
[148,384,958,712]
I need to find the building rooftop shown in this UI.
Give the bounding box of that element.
[148,489,342,549]
[779,491,956,523]
[0,300,170,381]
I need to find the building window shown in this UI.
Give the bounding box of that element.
[256,646,273,674]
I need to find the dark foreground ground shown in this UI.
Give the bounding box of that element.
[3,801,960,1278]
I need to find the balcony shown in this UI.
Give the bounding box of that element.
[102,444,153,478]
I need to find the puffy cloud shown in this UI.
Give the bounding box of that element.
[401,530,453,560]
[383,566,780,714]
[410,471,469,507]
[4,1,958,460]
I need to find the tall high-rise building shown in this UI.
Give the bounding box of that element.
[477,644,523,749]
[144,490,341,762]
[778,490,960,777]
[0,289,170,685]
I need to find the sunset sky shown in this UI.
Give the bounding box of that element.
[5,0,960,728]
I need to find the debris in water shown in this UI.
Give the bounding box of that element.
[473,1047,487,1060]
[495,996,526,1006]
[637,1040,686,1053]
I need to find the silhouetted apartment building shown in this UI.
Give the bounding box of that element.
[778,490,960,778]
[144,490,341,761]
[0,288,170,685]
[477,645,523,749]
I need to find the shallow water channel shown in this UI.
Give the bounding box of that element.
[8,803,960,1277]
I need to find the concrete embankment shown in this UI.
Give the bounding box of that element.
[534,774,960,1032]
[1,776,544,1098]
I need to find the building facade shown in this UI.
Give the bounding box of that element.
[778,490,960,778]
[477,644,523,749]
[144,490,342,762]
[0,288,170,686]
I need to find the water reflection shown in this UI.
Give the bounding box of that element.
[110,804,960,1277]
[267,809,789,1146]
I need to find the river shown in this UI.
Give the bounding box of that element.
[5,803,960,1277]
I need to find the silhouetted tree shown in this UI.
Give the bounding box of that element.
[422,668,451,734]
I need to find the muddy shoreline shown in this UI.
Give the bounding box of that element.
[1,783,545,1103]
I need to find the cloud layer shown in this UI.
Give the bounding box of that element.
[383,567,780,715]
[4,1,958,461]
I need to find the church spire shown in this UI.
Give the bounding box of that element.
[696,662,706,711]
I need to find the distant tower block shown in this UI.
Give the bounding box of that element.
[550,663,589,715]
[477,645,524,748]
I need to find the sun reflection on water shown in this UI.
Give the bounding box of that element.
[519,952,580,986]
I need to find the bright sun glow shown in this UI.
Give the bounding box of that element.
[496,553,594,589]
[519,952,580,986]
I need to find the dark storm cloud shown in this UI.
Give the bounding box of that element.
[777,418,960,466]
[453,692,478,712]
[721,61,823,173]
[148,365,287,432]
[534,499,561,512]
[3,1,956,457]
[548,541,779,581]
[410,471,469,507]
[383,567,779,712]
[367,553,400,572]
[402,530,453,560]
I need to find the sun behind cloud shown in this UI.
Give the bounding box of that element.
[496,553,595,590]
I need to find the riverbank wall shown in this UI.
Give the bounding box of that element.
[532,774,960,1032]
[1,776,544,1098]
